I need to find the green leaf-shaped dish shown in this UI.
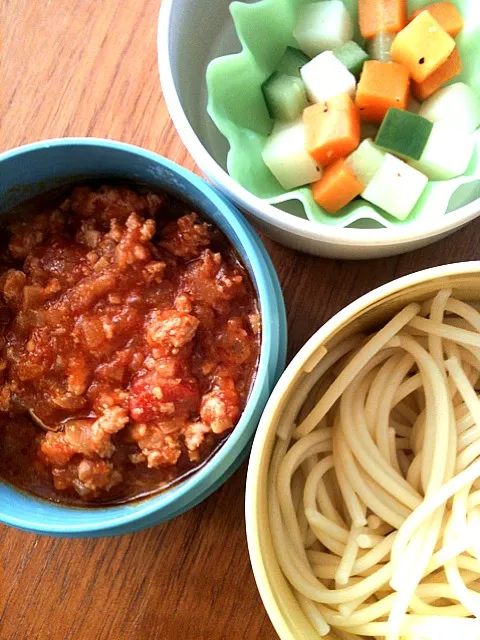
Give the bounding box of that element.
[207,0,480,229]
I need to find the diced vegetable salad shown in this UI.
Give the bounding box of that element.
[261,0,480,219]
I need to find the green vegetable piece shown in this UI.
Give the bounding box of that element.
[276,47,310,77]
[333,41,370,78]
[375,108,433,162]
[367,31,395,63]
[261,72,308,121]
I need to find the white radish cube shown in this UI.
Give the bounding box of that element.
[262,119,322,190]
[294,1,353,58]
[301,51,356,104]
[346,139,385,187]
[362,154,428,220]
[410,121,474,180]
[418,83,480,133]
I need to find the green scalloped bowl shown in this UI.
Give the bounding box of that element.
[207,0,480,229]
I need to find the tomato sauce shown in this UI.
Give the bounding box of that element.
[0,185,260,504]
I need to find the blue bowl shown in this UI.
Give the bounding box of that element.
[0,138,287,537]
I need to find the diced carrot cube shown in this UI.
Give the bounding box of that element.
[358,0,407,39]
[311,159,364,214]
[355,61,410,124]
[410,2,463,38]
[391,11,456,83]
[412,46,462,100]
[303,94,361,166]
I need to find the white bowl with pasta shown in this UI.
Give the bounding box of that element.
[246,261,480,640]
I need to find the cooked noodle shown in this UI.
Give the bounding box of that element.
[269,290,480,640]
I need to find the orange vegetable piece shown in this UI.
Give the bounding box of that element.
[355,61,410,124]
[358,0,407,39]
[391,11,456,83]
[412,46,462,100]
[303,94,360,167]
[410,2,463,38]
[311,159,364,214]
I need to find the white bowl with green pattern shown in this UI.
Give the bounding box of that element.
[159,0,480,258]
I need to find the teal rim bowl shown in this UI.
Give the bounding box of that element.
[0,138,287,537]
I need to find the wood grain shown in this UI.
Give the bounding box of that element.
[1,1,480,639]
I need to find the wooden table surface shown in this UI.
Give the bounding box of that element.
[2,1,480,639]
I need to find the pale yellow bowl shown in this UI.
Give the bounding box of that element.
[245,261,480,640]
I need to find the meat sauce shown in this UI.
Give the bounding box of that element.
[0,185,260,504]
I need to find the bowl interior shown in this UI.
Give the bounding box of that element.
[246,262,480,640]
[163,0,240,174]
[0,139,287,535]
[206,0,480,229]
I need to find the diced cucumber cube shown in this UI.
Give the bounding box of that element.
[362,154,428,220]
[418,83,480,134]
[410,121,475,180]
[333,41,370,79]
[276,47,311,77]
[294,1,353,58]
[367,32,395,63]
[375,108,433,162]
[262,119,323,190]
[346,139,386,187]
[301,51,356,104]
[262,72,308,121]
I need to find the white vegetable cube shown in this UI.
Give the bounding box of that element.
[362,154,428,220]
[418,83,480,134]
[346,139,385,187]
[262,119,322,190]
[410,121,474,180]
[301,51,356,104]
[294,1,353,58]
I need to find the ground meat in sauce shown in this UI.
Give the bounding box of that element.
[0,185,260,503]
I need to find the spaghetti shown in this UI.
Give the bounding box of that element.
[269,290,480,640]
